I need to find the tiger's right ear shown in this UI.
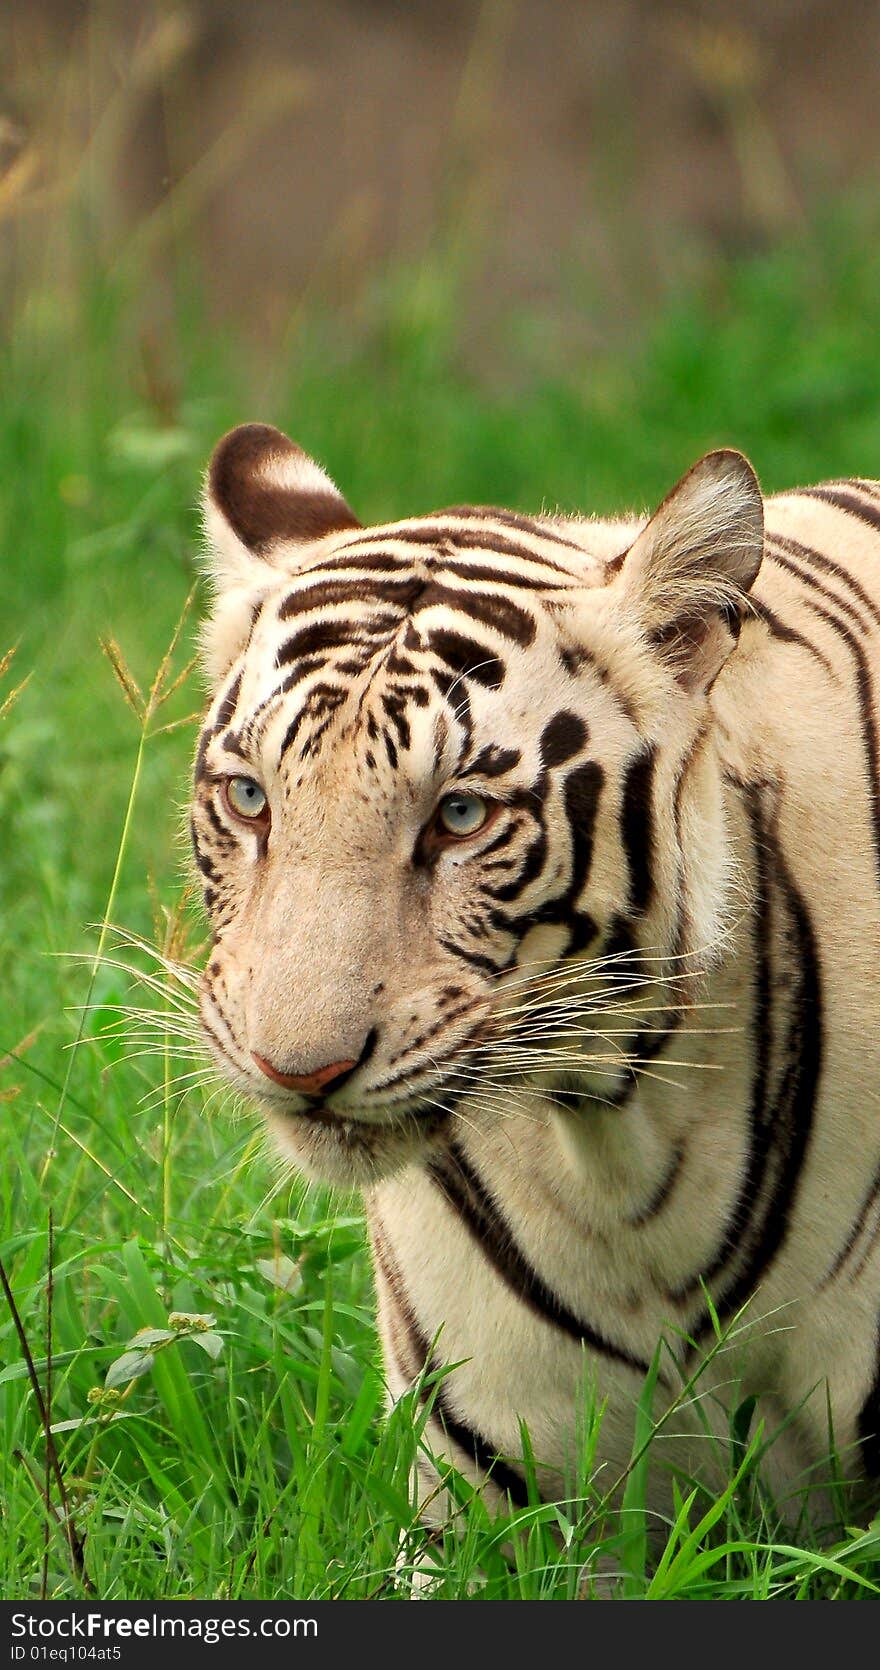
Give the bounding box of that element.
[202,423,361,591]
[200,424,360,680]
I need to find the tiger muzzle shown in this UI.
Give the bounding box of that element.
[251,1051,361,1097]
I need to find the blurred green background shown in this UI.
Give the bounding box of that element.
[2,0,880,1599]
[4,0,880,961]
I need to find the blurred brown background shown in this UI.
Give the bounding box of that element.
[3,0,880,361]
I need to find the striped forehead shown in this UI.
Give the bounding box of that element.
[233,526,587,750]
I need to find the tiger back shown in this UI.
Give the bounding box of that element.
[191,424,880,1520]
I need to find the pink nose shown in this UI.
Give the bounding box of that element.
[251,1053,357,1096]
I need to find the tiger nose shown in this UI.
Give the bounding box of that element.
[251,1053,358,1097]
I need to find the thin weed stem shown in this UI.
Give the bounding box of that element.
[40,596,196,1187]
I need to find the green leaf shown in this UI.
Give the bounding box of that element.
[128,1327,176,1350]
[255,1254,302,1294]
[189,1331,224,1361]
[340,1368,382,1459]
[731,1393,758,1455]
[105,1347,155,1388]
[617,1339,663,1596]
[49,1412,140,1434]
[0,1346,116,1386]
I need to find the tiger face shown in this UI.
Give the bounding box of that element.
[192,425,763,1185]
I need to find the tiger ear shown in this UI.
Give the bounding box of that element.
[613,449,764,693]
[202,423,361,590]
[199,424,361,680]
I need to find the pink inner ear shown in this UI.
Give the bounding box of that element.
[209,423,361,556]
[650,610,740,694]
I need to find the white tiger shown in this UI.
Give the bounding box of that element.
[190,422,880,1525]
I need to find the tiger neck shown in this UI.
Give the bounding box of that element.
[542,730,756,1221]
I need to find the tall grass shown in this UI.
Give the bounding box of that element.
[2,204,880,1599]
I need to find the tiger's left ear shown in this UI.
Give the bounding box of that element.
[613,449,764,693]
[202,423,361,591]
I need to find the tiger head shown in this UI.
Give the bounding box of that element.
[191,424,763,1185]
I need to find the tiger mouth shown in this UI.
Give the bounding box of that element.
[275,1097,345,1130]
[269,1090,453,1139]
[264,1092,455,1181]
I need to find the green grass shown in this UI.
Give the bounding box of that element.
[3,204,880,1600]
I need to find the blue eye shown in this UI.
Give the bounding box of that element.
[437,793,489,838]
[224,776,268,822]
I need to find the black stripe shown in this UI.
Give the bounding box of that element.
[857,1337,880,1476]
[440,558,577,593]
[765,541,871,635]
[276,612,401,665]
[384,999,478,1069]
[748,599,835,676]
[215,670,242,729]
[426,628,505,689]
[429,1143,654,1378]
[486,814,548,905]
[431,669,473,758]
[370,1216,531,1506]
[539,712,588,770]
[627,1143,686,1228]
[433,1403,533,1507]
[796,485,880,536]
[819,1156,880,1288]
[686,782,823,1338]
[437,935,507,977]
[191,839,220,885]
[438,504,589,553]
[194,728,211,786]
[599,915,637,969]
[465,744,521,779]
[203,798,231,842]
[351,522,579,577]
[558,759,604,952]
[814,479,880,500]
[797,593,880,891]
[380,692,412,752]
[195,671,244,783]
[669,724,709,958]
[557,642,642,730]
[850,1211,880,1284]
[620,747,656,916]
[761,540,880,895]
[273,659,326,697]
[190,813,228,882]
[277,574,425,618]
[276,619,357,663]
[670,783,773,1302]
[768,531,880,631]
[279,709,308,761]
[316,544,574,593]
[313,549,414,575]
[415,583,537,646]
[478,824,517,860]
[277,680,350,762]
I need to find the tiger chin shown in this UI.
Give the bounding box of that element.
[190,421,880,1527]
